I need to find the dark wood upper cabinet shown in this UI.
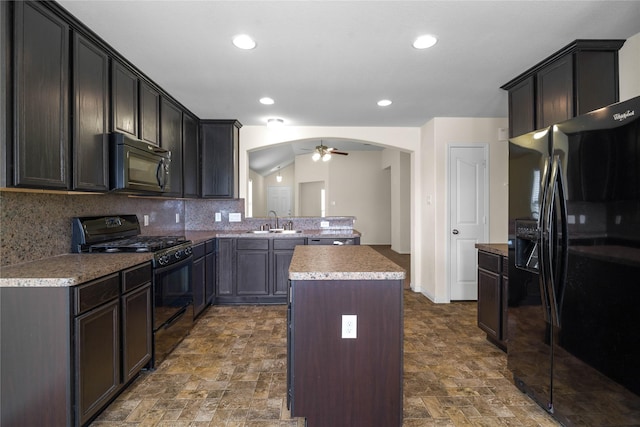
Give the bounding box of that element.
[200,120,242,199]
[139,81,160,145]
[182,112,200,198]
[160,97,183,197]
[72,32,110,191]
[502,40,625,138]
[111,60,138,137]
[13,1,69,189]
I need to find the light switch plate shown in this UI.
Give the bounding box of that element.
[229,212,242,222]
[320,221,330,228]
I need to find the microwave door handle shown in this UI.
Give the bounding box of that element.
[156,159,166,190]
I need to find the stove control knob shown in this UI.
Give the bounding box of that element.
[175,251,182,259]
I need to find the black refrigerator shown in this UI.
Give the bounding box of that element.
[508,95,640,426]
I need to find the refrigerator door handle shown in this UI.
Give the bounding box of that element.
[552,157,569,326]
[543,155,566,328]
[537,156,553,323]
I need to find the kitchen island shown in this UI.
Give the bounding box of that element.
[287,245,405,427]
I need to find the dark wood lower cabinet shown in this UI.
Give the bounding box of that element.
[476,248,508,351]
[216,237,308,304]
[75,299,120,426]
[0,262,152,427]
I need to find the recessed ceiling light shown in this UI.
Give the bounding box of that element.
[233,34,256,50]
[413,34,437,49]
[260,97,275,105]
[377,99,392,107]
[267,118,284,127]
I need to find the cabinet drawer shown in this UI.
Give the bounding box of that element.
[478,251,501,273]
[237,238,269,250]
[74,273,119,315]
[192,242,206,259]
[122,262,152,293]
[274,238,306,250]
[502,256,509,277]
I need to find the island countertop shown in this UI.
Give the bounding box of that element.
[289,245,406,281]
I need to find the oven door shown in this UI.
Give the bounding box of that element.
[152,255,193,368]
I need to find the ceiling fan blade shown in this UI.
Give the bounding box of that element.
[332,151,349,155]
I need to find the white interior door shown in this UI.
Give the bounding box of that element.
[267,186,292,216]
[449,145,488,300]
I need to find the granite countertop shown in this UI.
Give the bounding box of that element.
[289,245,406,281]
[0,253,153,288]
[475,243,508,257]
[186,229,360,245]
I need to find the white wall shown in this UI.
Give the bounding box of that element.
[381,149,411,254]
[327,150,391,245]
[620,32,640,101]
[419,117,509,302]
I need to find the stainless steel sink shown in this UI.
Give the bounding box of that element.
[246,229,302,234]
[272,230,302,234]
[246,230,270,234]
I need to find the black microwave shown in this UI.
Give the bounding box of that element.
[110,132,171,194]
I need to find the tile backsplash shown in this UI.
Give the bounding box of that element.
[0,191,243,266]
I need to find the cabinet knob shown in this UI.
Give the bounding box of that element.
[452,229,459,235]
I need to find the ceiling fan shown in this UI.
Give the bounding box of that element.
[311,143,349,162]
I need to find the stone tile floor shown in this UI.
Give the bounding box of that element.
[91,289,560,426]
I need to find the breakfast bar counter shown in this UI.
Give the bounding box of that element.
[287,245,404,427]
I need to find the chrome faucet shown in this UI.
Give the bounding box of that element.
[268,210,279,229]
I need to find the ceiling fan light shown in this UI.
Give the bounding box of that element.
[312,152,321,161]
[322,153,331,162]
[267,118,284,127]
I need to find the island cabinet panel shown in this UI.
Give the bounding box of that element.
[13,1,70,189]
[289,279,403,427]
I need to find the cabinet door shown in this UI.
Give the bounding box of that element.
[200,120,241,198]
[14,1,69,188]
[236,250,269,295]
[73,32,109,191]
[75,299,120,426]
[140,82,160,145]
[217,238,234,296]
[160,97,183,197]
[193,254,206,317]
[477,268,501,340]
[274,250,294,295]
[508,76,535,138]
[112,61,138,137]
[182,112,200,198]
[575,50,619,115]
[122,283,152,382]
[536,56,573,129]
[205,250,216,304]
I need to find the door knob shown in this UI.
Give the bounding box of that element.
[452,229,459,235]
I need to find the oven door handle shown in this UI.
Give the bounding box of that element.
[154,254,193,275]
[163,306,188,329]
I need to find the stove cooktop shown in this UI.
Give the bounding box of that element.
[88,236,188,253]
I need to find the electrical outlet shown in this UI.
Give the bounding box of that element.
[342,315,357,339]
[175,213,180,223]
[143,215,149,226]
[215,212,222,222]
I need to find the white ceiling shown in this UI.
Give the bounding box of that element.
[57,0,640,173]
